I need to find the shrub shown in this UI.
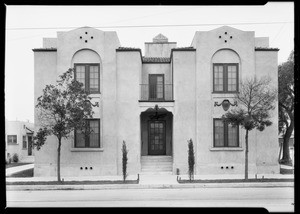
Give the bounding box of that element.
[188,139,195,181]
[122,140,128,182]
[12,153,19,163]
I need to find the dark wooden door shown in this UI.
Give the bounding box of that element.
[28,136,32,156]
[149,74,164,100]
[148,120,166,155]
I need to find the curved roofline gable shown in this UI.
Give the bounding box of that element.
[67,26,105,34]
[208,25,250,33]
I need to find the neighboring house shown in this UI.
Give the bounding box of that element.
[5,120,35,163]
[33,26,279,177]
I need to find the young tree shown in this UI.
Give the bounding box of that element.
[34,68,95,182]
[122,140,128,182]
[222,76,277,180]
[278,50,294,165]
[188,139,195,181]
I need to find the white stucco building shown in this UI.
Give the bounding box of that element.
[5,120,35,163]
[33,26,279,177]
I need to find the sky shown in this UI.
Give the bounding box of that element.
[5,3,294,123]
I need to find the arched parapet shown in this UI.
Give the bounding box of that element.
[211,48,241,64]
[71,48,102,65]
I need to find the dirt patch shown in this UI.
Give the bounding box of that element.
[177,178,294,183]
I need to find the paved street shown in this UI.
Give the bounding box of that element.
[6,187,294,212]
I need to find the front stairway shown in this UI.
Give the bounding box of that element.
[141,156,173,175]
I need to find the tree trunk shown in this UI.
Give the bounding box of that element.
[245,130,249,180]
[57,138,62,182]
[281,119,294,165]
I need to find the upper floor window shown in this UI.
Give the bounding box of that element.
[213,119,239,147]
[213,63,238,93]
[75,119,100,148]
[149,74,164,100]
[7,135,17,144]
[74,64,100,94]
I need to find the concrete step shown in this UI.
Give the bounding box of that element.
[142,169,172,173]
[142,161,173,167]
[139,171,173,175]
[141,155,172,160]
[141,156,173,175]
[142,165,172,170]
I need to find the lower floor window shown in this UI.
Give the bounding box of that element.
[7,135,17,144]
[75,119,100,148]
[213,118,239,147]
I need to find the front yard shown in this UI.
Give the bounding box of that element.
[6,162,32,169]
[6,168,34,178]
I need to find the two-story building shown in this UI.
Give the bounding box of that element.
[33,26,279,177]
[6,120,35,163]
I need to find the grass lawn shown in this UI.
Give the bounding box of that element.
[6,162,32,169]
[6,179,139,185]
[6,168,34,178]
[177,178,294,183]
[280,167,294,174]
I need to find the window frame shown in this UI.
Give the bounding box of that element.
[22,135,27,149]
[74,63,100,94]
[213,63,239,93]
[7,135,17,144]
[213,118,239,147]
[74,119,101,148]
[148,74,165,100]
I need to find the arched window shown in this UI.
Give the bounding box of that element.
[72,49,101,94]
[212,49,240,93]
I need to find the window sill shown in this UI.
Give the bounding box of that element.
[212,92,238,94]
[70,148,104,152]
[8,143,18,145]
[210,147,243,151]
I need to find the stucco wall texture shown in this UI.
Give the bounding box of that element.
[33,26,279,177]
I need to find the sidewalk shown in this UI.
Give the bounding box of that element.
[6,163,294,191]
[6,173,294,191]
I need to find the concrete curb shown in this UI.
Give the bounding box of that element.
[6,182,294,191]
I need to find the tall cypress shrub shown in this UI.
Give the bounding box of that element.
[188,139,195,181]
[122,140,128,182]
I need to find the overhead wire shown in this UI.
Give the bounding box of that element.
[6,21,293,30]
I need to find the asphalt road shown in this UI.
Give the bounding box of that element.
[6,187,294,212]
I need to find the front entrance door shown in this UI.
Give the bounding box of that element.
[148,120,166,155]
[28,136,32,156]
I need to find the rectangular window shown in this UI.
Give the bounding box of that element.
[213,63,238,93]
[7,135,17,144]
[213,119,239,147]
[75,119,100,148]
[22,136,27,149]
[74,64,100,93]
[149,74,165,100]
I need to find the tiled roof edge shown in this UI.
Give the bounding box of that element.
[116,47,142,52]
[172,47,196,51]
[255,47,279,51]
[142,57,171,63]
[32,48,57,52]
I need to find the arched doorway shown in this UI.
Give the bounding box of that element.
[140,105,173,156]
